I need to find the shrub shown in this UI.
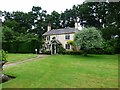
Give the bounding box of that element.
[67,40,74,46]
[57,44,66,54]
[103,46,115,54]
[42,50,51,55]
[102,40,115,54]
[59,50,83,55]
[0,50,7,62]
[67,40,76,50]
[86,48,104,54]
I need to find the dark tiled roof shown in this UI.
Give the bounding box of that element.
[43,27,77,35]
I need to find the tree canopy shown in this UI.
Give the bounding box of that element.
[1,2,120,53]
[2,2,120,40]
[74,27,103,55]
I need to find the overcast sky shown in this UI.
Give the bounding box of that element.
[0,0,85,14]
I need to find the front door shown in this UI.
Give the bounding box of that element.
[52,44,56,54]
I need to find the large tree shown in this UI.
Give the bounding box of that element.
[74,27,103,55]
[45,11,61,29]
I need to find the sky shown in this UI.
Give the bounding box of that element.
[0,0,84,14]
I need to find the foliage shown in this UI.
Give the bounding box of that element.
[102,38,120,54]
[104,46,115,55]
[42,50,51,55]
[45,11,61,29]
[0,26,2,43]
[1,2,120,53]
[15,33,38,42]
[67,40,78,51]
[100,27,119,40]
[2,39,40,53]
[0,50,7,62]
[2,25,40,53]
[87,48,103,54]
[2,7,47,53]
[2,26,14,42]
[74,27,103,55]
[57,44,66,54]
[114,38,120,54]
[67,40,74,46]
[2,2,120,38]
[59,50,82,55]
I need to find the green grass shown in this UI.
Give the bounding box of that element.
[2,54,118,88]
[7,53,37,63]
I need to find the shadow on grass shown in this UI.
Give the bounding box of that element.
[0,74,16,84]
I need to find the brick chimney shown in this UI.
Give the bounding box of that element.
[47,23,51,32]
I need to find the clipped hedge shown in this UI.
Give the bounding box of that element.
[42,50,51,55]
[59,50,83,55]
[2,39,40,53]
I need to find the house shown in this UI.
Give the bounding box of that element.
[43,22,83,54]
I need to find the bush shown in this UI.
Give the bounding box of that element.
[103,46,115,54]
[59,50,82,55]
[0,50,7,62]
[102,40,115,54]
[86,48,104,54]
[57,44,66,54]
[42,50,51,55]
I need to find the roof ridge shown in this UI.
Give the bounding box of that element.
[43,27,76,36]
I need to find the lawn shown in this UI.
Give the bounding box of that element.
[6,53,37,63]
[2,54,118,88]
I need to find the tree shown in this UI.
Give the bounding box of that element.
[74,27,103,55]
[0,26,2,43]
[45,11,61,29]
[2,26,15,42]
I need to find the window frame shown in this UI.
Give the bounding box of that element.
[65,44,70,49]
[46,36,50,41]
[65,34,70,40]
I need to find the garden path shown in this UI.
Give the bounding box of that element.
[3,54,50,68]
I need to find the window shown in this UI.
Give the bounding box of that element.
[46,36,50,41]
[65,34,70,39]
[52,37,56,40]
[46,45,50,49]
[65,44,70,49]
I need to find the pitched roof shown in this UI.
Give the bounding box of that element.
[43,27,77,35]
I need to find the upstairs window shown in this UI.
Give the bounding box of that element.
[46,36,50,41]
[65,34,70,40]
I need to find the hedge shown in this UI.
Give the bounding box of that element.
[2,39,40,53]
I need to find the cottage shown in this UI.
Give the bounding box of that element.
[43,22,83,54]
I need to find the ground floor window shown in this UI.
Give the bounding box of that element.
[65,44,70,49]
[46,45,50,49]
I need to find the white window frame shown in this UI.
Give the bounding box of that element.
[65,34,70,40]
[65,44,70,49]
[46,36,50,41]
